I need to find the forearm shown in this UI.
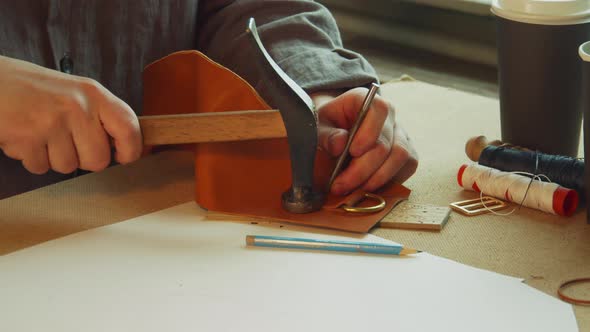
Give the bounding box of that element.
[197,0,379,103]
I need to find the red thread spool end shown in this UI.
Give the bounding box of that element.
[457,164,481,192]
[553,187,579,217]
[457,164,468,187]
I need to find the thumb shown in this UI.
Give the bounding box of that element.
[318,125,348,157]
[99,98,142,164]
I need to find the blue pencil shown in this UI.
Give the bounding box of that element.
[245,235,421,256]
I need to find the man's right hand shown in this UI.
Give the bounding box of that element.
[0,55,142,174]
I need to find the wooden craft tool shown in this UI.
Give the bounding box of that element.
[245,235,420,255]
[379,201,451,231]
[465,135,531,162]
[139,110,286,145]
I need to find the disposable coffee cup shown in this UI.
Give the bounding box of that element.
[492,0,590,157]
[580,41,590,221]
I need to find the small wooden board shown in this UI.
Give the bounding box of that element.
[379,201,451,231]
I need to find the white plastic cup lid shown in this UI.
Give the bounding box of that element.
[492,0,590,25]
[579,41,590,62]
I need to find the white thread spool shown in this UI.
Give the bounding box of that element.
[457,163,578,216]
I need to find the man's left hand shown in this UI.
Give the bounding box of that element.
[312,87,418,196]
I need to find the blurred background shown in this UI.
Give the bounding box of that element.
[319,0,498,98]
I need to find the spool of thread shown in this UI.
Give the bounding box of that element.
[457,163,579,216]
[465,136,585,198]
[480,146,584,196]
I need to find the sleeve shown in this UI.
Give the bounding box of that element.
[197,0,379,100]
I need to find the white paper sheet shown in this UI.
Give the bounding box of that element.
[0,203,577,332]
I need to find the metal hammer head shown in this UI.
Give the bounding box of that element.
[246,18,324,214]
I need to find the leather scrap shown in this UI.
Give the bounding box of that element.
[142,50,411,233]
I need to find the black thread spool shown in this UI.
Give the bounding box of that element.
[477,145,585,201]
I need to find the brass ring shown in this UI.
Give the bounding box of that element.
[341,193,386,213]
[557,278,590,306]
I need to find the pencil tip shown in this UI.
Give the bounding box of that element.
[245,235,255,246]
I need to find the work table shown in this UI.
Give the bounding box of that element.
[2,79,589,329]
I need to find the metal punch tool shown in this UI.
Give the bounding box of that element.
[326,83,386,214]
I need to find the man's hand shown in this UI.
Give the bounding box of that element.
[312,87,418,195]
[0,56,142,174]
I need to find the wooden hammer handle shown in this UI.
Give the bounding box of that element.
[139,110,286,145]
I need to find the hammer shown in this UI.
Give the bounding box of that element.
[139,18,324,214]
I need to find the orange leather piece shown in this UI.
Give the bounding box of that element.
[142,50,411,233]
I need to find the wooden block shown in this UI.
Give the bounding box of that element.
[379,201,451,231]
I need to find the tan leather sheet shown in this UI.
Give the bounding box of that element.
[142,51,410,233]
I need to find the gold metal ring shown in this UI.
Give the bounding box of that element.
[341,193,386,213]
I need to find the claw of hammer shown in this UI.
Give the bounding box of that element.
[246,18,325,214]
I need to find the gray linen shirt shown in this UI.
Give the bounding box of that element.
[0,0,378,199]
